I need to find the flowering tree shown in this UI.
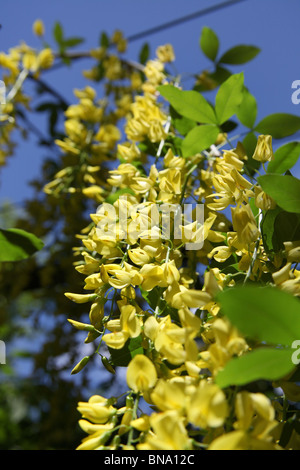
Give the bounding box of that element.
[1,19,300,450]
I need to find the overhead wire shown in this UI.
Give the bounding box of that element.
[126,0,247,43]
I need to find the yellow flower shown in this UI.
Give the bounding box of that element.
[137,411,193,450]
[140,263,168,291]
[102,330,129,349]
[38,48,54,69]
[188,380,228,429]
[254,186,276,210]
[156,44,175,63]
[33,19,45,37]
[22,50,39,72]
[171,285,212,309]
[231,203,259,246]
[208,430,280,450]
[252,135,274,163]
[77,395,116,424]
[120,304,142,338]
[150,378,193,415]
[144,59,165,85]
[126,354,157,393]
[130,414,150,432]
[284,240,300,263]
[117,142,141,162]
[64,292,97,303]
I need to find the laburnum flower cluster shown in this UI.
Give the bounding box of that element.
[2,20,300,451]
[0,21,55,166]
[61,40,300,450]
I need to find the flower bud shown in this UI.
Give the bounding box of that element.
[71,356,91,375]
[33,19,45,37]
[252,135,273,163]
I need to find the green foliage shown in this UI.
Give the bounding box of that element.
[108,336,144,368]
[139,43,150,65]
[53,21,84,61]
[181,125,219,157]
[236,88,257,129]
[158,85,217,124]
[215,286,300,388]
[261,208,300,254]
[200,26,219,62]
[217,286,300,346]
[258,174,300,213]
[255,113,300,139]
[216,348,295,389]
[105,188,135,204]
[0,228,44,262]
[200,26,260,66]
[218,45,260,65]
[214,72,244,125]
[267,142,300,174]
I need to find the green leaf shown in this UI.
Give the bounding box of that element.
[100,31,110,48]
[139,42,150,65]
[219,45,260,65]
[140,287,160,311]
[170,106,197,136]
[105,188,135,204]
[209,66,232,86]
[217,285,300,346]
[216,347,295,389]
[261,206,282,253]
[267,142,300,174]
[0,228,44,262]
[140,287,180,324]
[200,26,219,62]
[53,21,64,45]
[158,85,217,125]
[255,113,300,139]
[181,125,220,157]
[237,89,257,129]
[240,132,260,176]
[258,174,300,213]
[215,72,244,125]
[108,336,144,367]
[261,208,300,253]
[62,37,84,48]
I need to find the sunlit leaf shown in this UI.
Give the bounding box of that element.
[258,174,300,213]
[216,347,295,389]
[267,142,300,174]
[215,72,244,125]
[0,228,44,262]
[237,89,257,129]
[255,113,300,139]
[181,125,219,157]
[217,285,300,346]
[219,45,260,65]
[200,26,219,62]
[158,85,217,124]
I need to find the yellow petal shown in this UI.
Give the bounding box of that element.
[126,354,157,393]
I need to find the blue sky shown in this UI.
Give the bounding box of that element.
[1,0,300,205]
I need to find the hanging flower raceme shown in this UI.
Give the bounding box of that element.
[58,37,300,452]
